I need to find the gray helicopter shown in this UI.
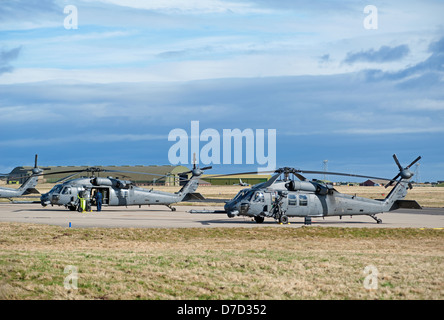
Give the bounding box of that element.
[192,154,422,225]
[0,155,43,200]
[40,164,211,211]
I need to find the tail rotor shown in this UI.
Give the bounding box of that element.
[385,154,421,188]
[179,153,212,178]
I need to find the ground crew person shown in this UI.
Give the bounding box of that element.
[95,190,103,212]
[77,192,86,212]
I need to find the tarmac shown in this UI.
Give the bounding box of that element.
[0,203,443,229]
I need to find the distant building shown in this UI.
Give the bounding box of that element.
[360,179,386,187]
[201,175,270,186]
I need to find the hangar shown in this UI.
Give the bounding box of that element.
[360,179,387,187]
[200,175,270,186]
[7,165,189,186]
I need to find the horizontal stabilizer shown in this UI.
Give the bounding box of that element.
[22,188,40,195]
[390,200,422,210]
[182,192,206,201]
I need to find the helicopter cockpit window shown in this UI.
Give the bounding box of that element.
[50,185,63,194]
[253,192,264,202]
[299,194,308,206]
[245,190,255,201]
[61,187,71,195]
[233,189,249,201]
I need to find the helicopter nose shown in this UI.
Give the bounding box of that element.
[224,201,239,217]
[40,193,50,206]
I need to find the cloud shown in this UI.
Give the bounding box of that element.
[343,44,410,64]
[1,64,442,139]
[0,46,22,75]
[0,133,166,147]
[362,36,444,82]
[97,0,267,14]
[0,0,62,30]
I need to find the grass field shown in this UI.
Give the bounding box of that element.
[1,183,443,300]
[0,223,443,300]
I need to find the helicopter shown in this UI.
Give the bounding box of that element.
[233,179,249,186]
[0,155,43,200]
[39,163,211,211]
[191,154,422,225]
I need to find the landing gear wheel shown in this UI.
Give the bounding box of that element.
[254,216,264,223]
[171,207,176,212]
[369,214,382,224]
[279,215,288,224]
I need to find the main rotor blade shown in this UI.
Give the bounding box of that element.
[202,168,390,182]
[295,169,391,181]
[259,172,283,188]
[55,172,83,183]
[384,173,401,188]
[25,168,178,179]
[294,173,307,181]
[393,154,403,171]
[103,169,168,178]
[405,156,421,169]
[202,170,276,179]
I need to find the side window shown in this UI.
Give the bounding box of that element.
[61,187,71,195]
[299,194,308,206]
[254,192,264,202]
[288,194,297,205]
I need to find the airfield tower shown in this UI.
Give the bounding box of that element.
[323,160,328,180]
[414,162,421,184]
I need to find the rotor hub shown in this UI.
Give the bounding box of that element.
[400,169,413,180]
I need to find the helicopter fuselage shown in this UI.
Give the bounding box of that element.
[223,180,405,223]
[41,177,182,210]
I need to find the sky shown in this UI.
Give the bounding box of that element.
[0,0,443,182]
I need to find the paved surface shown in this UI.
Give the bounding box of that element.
[0,203,443,228]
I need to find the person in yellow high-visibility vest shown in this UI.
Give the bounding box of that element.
[77,191,86,212]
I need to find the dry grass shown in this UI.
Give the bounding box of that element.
[0,223,443,300]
